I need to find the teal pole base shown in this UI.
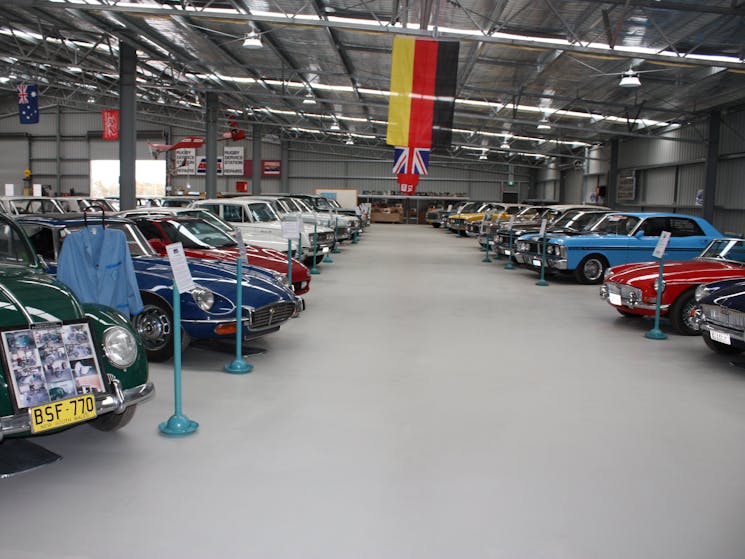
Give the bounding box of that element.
[159,414,199,437]
[482,253,492,263]
[536,279,549,286]
[332,246,341,254]
[323,254,333,263]
[310,267,321,275]
[224,359,253,374]
[505,261,514,270]
[494,250,502,260]
[352,233,359,244]
[645,328,667,340]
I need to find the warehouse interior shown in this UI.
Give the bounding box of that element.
[1,2,745,558]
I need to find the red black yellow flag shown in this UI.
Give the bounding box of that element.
[386,37,459,150]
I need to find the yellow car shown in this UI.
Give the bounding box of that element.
[448,202,512,236]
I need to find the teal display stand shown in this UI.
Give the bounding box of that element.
[332,217,341,253]
[536,238,549,286]
[504,230,514,270]
[645,258,668,340]
[286,239,293,288]
[159,284,199,436]
[481,237,491,262]
[310,221,320,274]
[224,257,254,374]
[352,231,359,244]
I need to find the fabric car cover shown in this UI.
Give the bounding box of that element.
[57,225,144,316]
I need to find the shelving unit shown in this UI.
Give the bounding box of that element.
[358,194,469,224]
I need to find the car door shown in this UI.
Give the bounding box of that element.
[627,216,667,262]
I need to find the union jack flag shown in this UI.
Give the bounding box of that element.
[392,146,430,175]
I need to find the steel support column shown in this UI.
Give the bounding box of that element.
[205,92,218,199]
[703,111,720,224]
[607,138,619,206]
[280,138,289,192]
[252,124,262,195]
[119,42,137,210]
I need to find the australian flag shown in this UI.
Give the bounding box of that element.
[392,146,430,175]
[18,84,39,124]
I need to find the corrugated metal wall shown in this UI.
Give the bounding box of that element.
[618,124,707,168]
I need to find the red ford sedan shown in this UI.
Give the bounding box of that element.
[131,215,312,295]
[600,238,745,335]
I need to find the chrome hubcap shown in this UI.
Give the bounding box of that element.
[134,304,171,350]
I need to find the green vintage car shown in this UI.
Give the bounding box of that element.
[0,214,154,440]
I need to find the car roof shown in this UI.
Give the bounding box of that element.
[15,213,133,226]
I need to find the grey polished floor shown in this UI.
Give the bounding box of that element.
[3,224,745,559]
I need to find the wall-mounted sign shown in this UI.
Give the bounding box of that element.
[174,148,196,175]
[262,160,281,177]
[223,146,244,176]
[196,157,223,175]
[617,170,636,201]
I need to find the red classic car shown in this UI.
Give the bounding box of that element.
[600,238,745,335]
[130,215,312,295]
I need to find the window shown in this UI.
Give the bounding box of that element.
[221,205,246,223]
[640,218,666,237]
[669,218,704,237]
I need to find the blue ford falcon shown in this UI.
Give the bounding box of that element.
[17,215,304,362]
[513,212,723,284]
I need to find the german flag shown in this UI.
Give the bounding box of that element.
[386,37,459,151]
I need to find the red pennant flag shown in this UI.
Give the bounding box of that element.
[102,109,120,140]
[397,173,419,195]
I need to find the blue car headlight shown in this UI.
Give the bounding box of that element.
[191,286,215,311]
[103,326,138,369]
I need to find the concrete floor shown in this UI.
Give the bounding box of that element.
[3,224,745,559]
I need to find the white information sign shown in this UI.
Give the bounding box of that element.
[235,229,247,262]
[32,183,42,196]
[165,242,196,293]
[281,216,302,240]
[538,218,548,237]
[4,184,13,196]
[223,146,244,176]
[507,216,515,230]
[174,148,196,175]
[652,231,672,259]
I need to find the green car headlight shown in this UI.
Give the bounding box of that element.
[103,326,138,369]
[191,286,215,311]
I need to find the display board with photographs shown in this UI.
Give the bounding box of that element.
[1,321,105,409]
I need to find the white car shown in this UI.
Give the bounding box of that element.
[249,195,356,242]
[189,198,335,264]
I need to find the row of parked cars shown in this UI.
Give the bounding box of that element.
[0,193,367,443]
[433,200,745,358]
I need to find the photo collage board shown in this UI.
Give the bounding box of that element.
[1,321,106,409]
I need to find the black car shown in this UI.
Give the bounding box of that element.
[695,278,745,354]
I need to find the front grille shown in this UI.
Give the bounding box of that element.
[248,301,296,330]
[701,304,745,330]
[426,211,439,220]
[606,282,642,300]
[311,232,334,245]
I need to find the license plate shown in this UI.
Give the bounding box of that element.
[710,330,731,345]
[532,258,542,267]
[505,249,511,256]
[609,293,622,306]
[29,394,97,434]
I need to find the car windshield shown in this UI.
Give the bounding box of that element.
[457,202,481,213]
[591,214,641,235]
[314,197,334,211]
[514,207,545,221]
[62,222,155,257]
[551,210,582,228]
[160,219,236,249]
[247,203,279,222]
[700,239,745,263]
[178,209,235,235]
[0,220,35,265]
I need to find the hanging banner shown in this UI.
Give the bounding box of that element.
[101,109,120,140]
[174,148,196,175]
[223,146,244,176]
[386,37,459,150]
[18,83,39,125]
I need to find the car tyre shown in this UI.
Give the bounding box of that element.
[90,406,136,432]
[669,289,699,335]
[432,223,441,228]
[132,294,188,362]
[574,255,608,284]
[702,331,742,354]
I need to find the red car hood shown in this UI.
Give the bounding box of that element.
[608,258,745,287]
[180,246,310,281]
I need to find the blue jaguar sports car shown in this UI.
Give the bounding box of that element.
[16,214,304,361]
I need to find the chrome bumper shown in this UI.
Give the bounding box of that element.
[0,378,155,442]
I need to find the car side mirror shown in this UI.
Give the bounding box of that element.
[148,238,167,254]
[634,230,644,238]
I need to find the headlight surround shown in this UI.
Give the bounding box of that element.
[695,283,716,302]
[273,271,290,287]
[191,286,215,311]
[653,278,666,293]
[103,326,138,369]
[604,267,614,280]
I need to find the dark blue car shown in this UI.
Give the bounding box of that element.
[694,278,745,355]
[17,215,303,362]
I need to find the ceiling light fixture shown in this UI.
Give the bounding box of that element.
[500,141,510,150]
[537,118,551,130]
[619,70,641,88]
[302,94,316,105]
[329,122,340,131]
[86,96,95,104]
[345,137,354,145]
[242,31,263,49]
